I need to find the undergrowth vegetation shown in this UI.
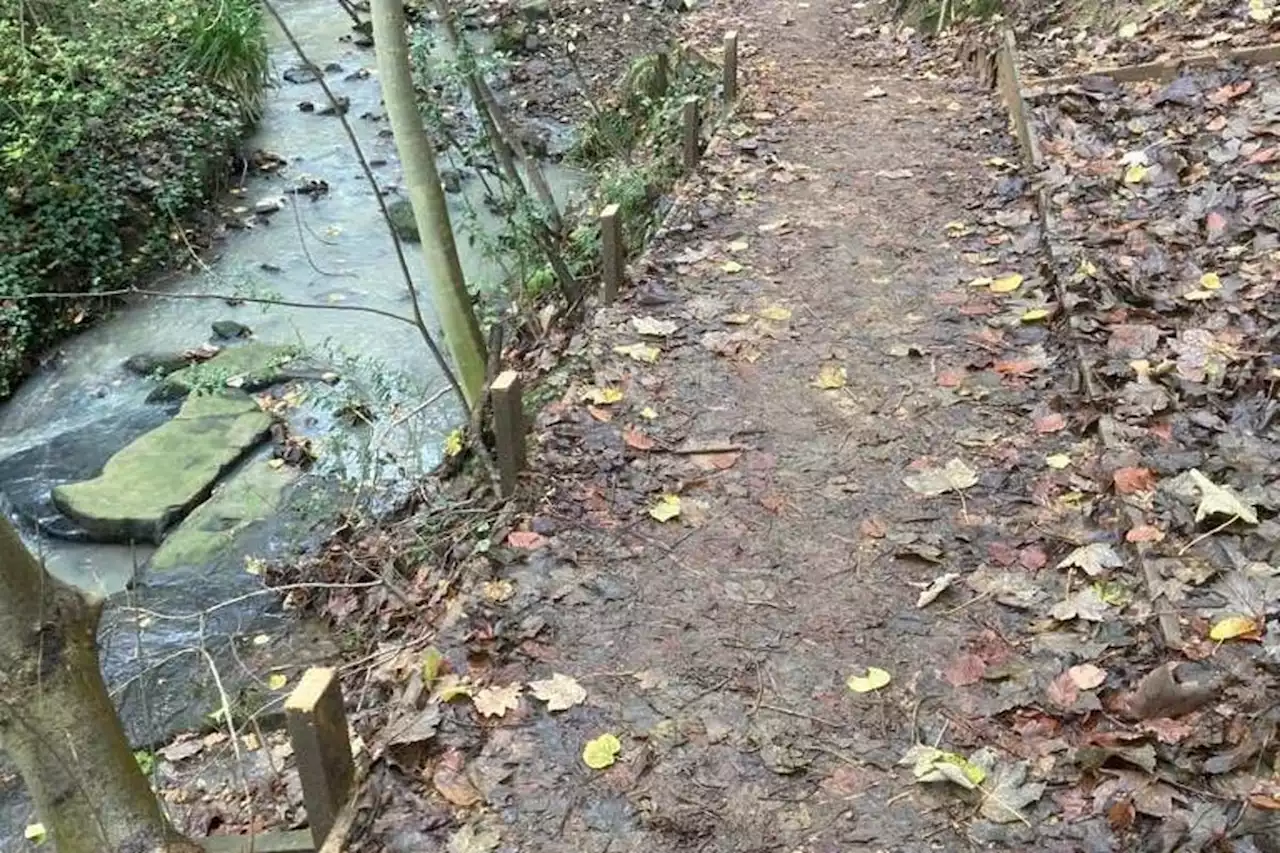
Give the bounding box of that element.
[0,0,268,397]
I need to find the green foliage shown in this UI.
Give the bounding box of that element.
[0,0,266,398]
[894,0,1005,31]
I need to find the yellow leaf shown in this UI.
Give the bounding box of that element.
[990,273,1024,293]
[1249,0,1273,21]
[1021,308,1050,322]
[812,365,848,389]
[723,312,752,325]
[267,673,288,690]
[640,406,658,420]
[727,239,750,252]
[648,494,681,522]
[1124,163,1148,184]
[434,674,474,702]
[1209,614,1260,641]
[758,305,792,321]
[1118,21,1138,37]
[967,276,994,289]
[846,667,891,693]
[24,823,46,844]
[582,733,621,769]
[529,673,587,712]
[613,343,661,363]
[721,260,744,274]
[444,428,465,457]
[1199,272,1222,290]
[252,634,271,646]
[1076,259,1098,279]
[244,556,265,576]
[266,458,286,470]
[421,647,444,686]
[1045,454,1072,469]
[582,386,624,405]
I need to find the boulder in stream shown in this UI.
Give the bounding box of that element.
[51,392,273,544]
[123,351,192,378]
[150,460,299,571]
[212,319,253,340]
[148,342,300,402]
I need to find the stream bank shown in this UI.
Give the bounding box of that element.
[0,0,590,845]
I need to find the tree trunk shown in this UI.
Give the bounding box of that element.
[371,0,488,406]
[0,518,201,853]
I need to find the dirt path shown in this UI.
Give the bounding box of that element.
[460,2,1063,850]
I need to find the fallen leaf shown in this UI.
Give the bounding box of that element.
[267,673,288,691]
[1114,467,1157,494]
[24,824,45,844]
[758,305,792,322]
[1034,412,1067,433]
[614,343,661,364]
[916,572,961,608]
[433,674,474,702]
[1021,308,1049,322]
[581,387,623,405]
[483,579,515,602]
[1068,664,1107,690]
[863,85,888,99]
[846,667,891,693]
[1124,163,1148,184]
[1209,615,1262,641]
[648,494,682,522]
[158,737,204,763]
[720,260,744,274]
[639,406,658,420]
[387,704,443,746]
[623,427,656,451]
[1126,525,1165,543]
[1117,21,1139,37]
[1057,543,1123,577]
[507,530,549,549]
[812,365,848,389]
[943,653,987,686]
[1045,453,1071,469]
[727,239,750,252]
[900,744,985,789]
[990,273,1024,294]
[903,459,979,496]
[433,751,483,806]
[980,760,1046,824]
[631,316,679,337]
[1199,272,1222,290]
[689,451,741,470]
[860,516,888,538]
[444,428,465,457]
[421,647,444,685]
[528,673,587,712]
[473,684,522,718]
[583,733,621,769]
[1187,469,1258,524]
[722,312,753,325]
[587,405,613,422]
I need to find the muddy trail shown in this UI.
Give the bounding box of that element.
[256,1,1280,852]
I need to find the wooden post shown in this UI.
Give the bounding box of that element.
[723,31,739,105]
[599,203,623,303]
[654,50,670,98]
[682,97,701,172]
[285,668,355,851]
[490,370,525,497]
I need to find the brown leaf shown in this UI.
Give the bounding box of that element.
[943,653,986,687]
[937,369,965,388]
[1107,798,1136,832]
[1126,525,1165,543]
[689,451,741,470]
[994,359,1037,376]
[507,531,549,549]
[588,405,613,422]
[1033,412,1067,434]
[433,750,483,807]
[1018,546,1047,571]
[859,516,888,539]
[1140,717,1195,744]
[623,427,655,451]
[1119,663,1220,720]
[1114,467,1157,495]
[1046,670,1079,709]
[759,492,786,513]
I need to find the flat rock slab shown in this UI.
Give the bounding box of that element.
[150,460,299,572]
[148,342,301,402]
[52,393,273,544]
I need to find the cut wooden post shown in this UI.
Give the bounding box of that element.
[490,370,525,497]
[723,31,739,105]
[682,97,701,172]
[285,668,354,851]
[654,50,670,98]
[599,203,623,303]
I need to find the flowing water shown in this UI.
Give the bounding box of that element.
[0,0,580,843]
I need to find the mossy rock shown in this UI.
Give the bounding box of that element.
[150,460,299,571]
[149,342,301,402]
[51,392,273,544]
[387,199,420,243]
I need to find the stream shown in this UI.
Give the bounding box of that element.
[0,0,580,843]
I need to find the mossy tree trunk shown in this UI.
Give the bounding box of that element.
[371,0,488,406]
[0,517,201,853]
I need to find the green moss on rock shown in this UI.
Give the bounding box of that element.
[149,342,301,402]
[51,392,273,543]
